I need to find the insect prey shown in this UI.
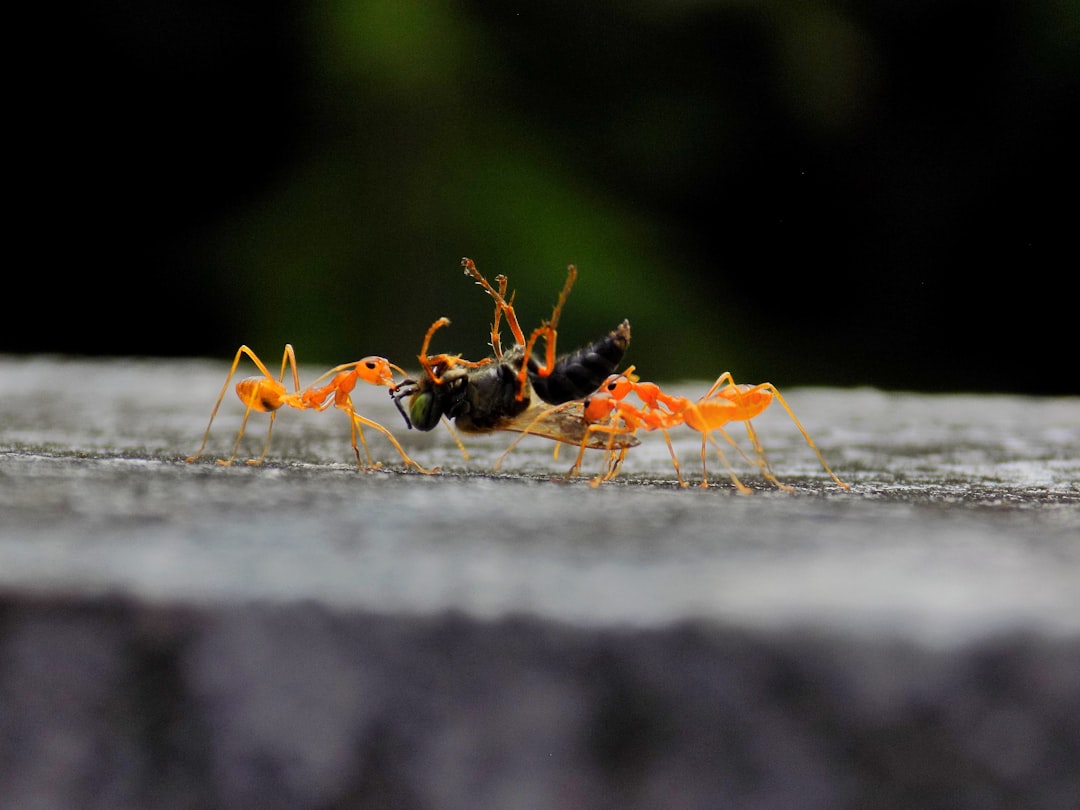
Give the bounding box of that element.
[390,257,639,452]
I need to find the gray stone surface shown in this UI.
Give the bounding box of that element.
[1,355,1079,808]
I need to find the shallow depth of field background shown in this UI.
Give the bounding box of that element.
[10,0,1077,394]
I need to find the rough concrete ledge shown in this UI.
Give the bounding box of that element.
[2,357,1079,808]
[3,592,1079,810]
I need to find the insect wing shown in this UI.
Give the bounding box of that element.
[491,402,640,450]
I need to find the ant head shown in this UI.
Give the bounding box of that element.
[603,371,635,400]
[582,391,616,423]
[356,356,397,387]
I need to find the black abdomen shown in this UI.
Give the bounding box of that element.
[529,319,631,405]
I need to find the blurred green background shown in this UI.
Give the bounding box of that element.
[10,0,1078,394]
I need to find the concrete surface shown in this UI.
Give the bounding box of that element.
[1,354,1078,808]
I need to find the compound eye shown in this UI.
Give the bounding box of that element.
[408,390,444,432]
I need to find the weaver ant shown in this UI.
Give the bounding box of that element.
[390,258,639,452]
[498,366,850,492]
[186,344,436,473]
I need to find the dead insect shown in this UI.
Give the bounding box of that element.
[390,257,638,451]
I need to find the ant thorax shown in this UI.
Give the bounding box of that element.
[452,353,532,432]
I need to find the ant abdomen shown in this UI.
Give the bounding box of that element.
[235,377,286,413]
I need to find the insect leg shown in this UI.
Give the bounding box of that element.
[491,401,575,471]
[528,320,631,405]
[516,265,577,398]
[442,416,470,461]
[461,257,526,350]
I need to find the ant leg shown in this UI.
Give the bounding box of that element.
[752,384,850,490]
[606,382,685,485]
[701,376,846,489]
[682,398,750,493]
[739,419,794,493]
[245,344,302,465]
[187,345,293,465]
[346,407,379,470]
[608,446,631,479]
[588,418,620,487]
[701,371,737,400]
[566,418,623,482]
[700,432,752,494]
[588,418,632,487]
[280,344,302,393]
[693,374,784,491]
[349,410,440,474]
[224,406,261,466]
[604,426,636,481]
[563,427,594,481]
[657,427,686,487]
[245,411,279,466]
[187,345,263,462]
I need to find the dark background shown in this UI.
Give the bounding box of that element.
[9,0,1078,394]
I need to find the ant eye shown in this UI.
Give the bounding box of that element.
[365,360,377,369]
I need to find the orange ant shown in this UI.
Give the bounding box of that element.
[585,369,850,492]
[498,366,850,492]
[186,344,437,473]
